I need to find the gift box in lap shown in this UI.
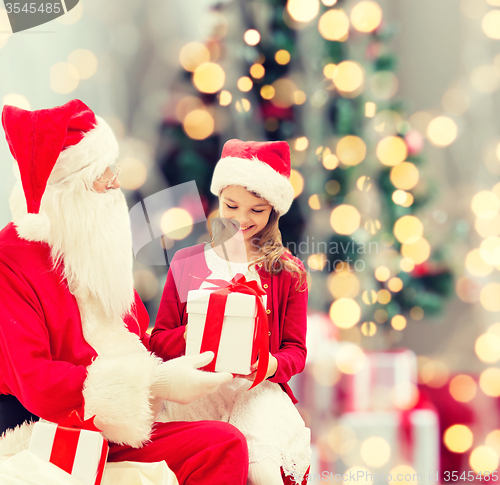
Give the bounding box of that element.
[186,289,267,375]
[28,415,108,485]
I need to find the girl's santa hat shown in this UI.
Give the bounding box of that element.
[210,139,295,215]
[2,99,118,242]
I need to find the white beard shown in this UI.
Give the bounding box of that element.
[10,180,135,321]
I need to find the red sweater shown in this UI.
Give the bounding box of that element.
[150,244,308,404]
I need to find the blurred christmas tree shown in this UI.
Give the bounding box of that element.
[155,0,454,343]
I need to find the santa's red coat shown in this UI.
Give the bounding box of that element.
[0,223,248,484]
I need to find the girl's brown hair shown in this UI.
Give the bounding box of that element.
[208,197,307,290]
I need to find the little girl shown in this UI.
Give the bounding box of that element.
[150,139,311,485]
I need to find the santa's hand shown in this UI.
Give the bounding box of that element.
[150,352,232,405]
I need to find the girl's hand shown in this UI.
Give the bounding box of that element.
[183,325,188,341]
[234,354,278,382]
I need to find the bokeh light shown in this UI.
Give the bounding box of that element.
[377,289,391,304]
[401,238,431,265]
[307,253,328,270]
[244,29,261,46]
[471,191,500,219]
[427,116,458,147]
[486,430,500,455]
[179,42,210,72]
[336,136,366,166]
[183,109,214,140]
[388,465,418,485]
[275,49,291,65]
[360,436,391,467]
[390,162,419,190]
[449,375,477,403]
[376,136,408,166]
[465,249,494,277]
[160,208,193,240]
[2,93,30,110]
[469,446,499,474]
[332,61,365,95]
[443,425,473,453]
[480,237,500,265]
[308,194,321,210]
[480,282,500,312]
[261,85,275,99]
[360,321,377,336]
[330,204,361,235]
[335,343,365,373]
[479,367,500,396]
[68,49,98,80]
[391,315,407,330]
[237,76,253,92]
[250,63,265,79]
[470,65,500,93]
[329,298,361,329]
[420,360,449,387]
[393,215,424,244]
[351,1,383,32]
[387,277,403,292]
[375,266,390,281]
[235,99,251,113]
[219,90,232,106]
[475,333,500,363]
[193,62,225,94]
[295,136,309,151]
[290,169,304,198]
[119,158,148,190]
[323,154,339,170]
[50,63,79,94]
[318,9,350,41]
[365,101,377,117]
[362,289,377,305]
[483,10,500,39]
[328,269,360,299]
[287,0,321,22]
[294,90,307,104]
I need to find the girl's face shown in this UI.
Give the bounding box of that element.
[219,185,273,243]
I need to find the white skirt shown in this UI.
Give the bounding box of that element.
[160,378,311,478]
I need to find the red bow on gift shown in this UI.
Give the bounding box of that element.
[59,410,102,432]
[50,411,108,485]
[196,273,270,389]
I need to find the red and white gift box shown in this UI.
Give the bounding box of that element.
[185,274,269,387]
[186,287,267,375]
[28,411,108,485]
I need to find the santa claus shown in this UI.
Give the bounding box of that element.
[0,99,248,484]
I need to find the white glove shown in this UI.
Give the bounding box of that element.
[150,351,233,405]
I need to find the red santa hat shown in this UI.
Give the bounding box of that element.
[2,99,119,242]
[210,139,295,215]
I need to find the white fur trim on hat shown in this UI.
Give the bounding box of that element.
[50,116,119,184]
[14,212,51,243]
[210,156,295,214]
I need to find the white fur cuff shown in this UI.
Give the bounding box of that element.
[83,351,162,448]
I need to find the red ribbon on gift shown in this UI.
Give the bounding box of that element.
[197,273,270,389]
[49,411,108,485]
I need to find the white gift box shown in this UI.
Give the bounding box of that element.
[186,289,267,375]
[28,419,108,485]
[334,410,440,483]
